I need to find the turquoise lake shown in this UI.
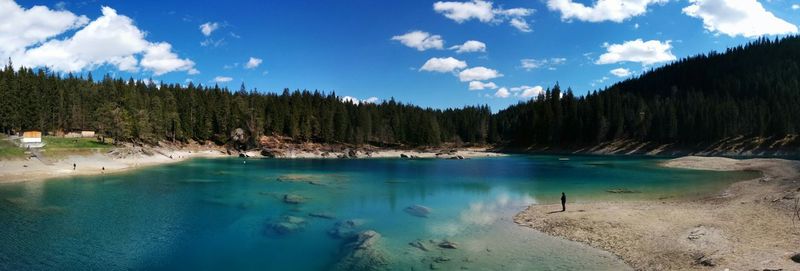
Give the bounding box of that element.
[0,155,759,270]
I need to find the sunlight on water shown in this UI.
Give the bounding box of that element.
[0,155,757,270]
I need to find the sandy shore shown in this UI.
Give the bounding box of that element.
[515,156,800,270]
[0,148,228,184]
[0,147,504,184]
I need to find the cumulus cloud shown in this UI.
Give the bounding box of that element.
[391,31,444,51]
[514,85,545,98]
[468,81,498,90]
[494,87,511,98]
[199,22,219,36]
[458,66,502,81]
[547,0,666,23]
[140,42,196,75]
[596,39,676,65]
[420,57,467,73]
[449,40,487,53]
[793,4,800,10]
[433,0,535,32]
[212,76,232,83]
[245,57,262,69]
[4,4,196,75]
[520,58,567,71]
[682,0,797,37]
[610,67,632,77]
[0,0,88,57]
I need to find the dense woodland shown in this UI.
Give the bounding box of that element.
[1,36,799,149]
[495,36,800,147]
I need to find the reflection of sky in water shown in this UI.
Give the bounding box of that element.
[0,156,756,270]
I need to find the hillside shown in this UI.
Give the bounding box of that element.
[495,36,800,156]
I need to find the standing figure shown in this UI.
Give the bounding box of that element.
[561,192,566,212]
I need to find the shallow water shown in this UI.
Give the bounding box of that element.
[0,155,758,270]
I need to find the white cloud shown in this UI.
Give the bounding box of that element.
[245,57,262,69]
[419,57,467,73]
[434,0,495,22]
[520,58,567,71]
[140,42,196,76]
[458,66,502,81]
[610,67,632,77]
[449,40,487,53]
[188,68,200,75]
[596,39,676,65]
[363,97,380,104]
[513,85,545,98]
[509,18,532,32]
[547,0,666,23]
[433,0,535,32]
[6,5,195,75]
[200,38,225,47]
[468,81,498,90]
[0,0,89,58]
[212,76,232,83]
[391,31,444,51]
[682,0,797,37]
[793,4,800,10]
[494,87,511,98]
[199,22,219,36]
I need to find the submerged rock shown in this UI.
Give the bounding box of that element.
[263,215,307,236]
[309,212,336,219]
[409,240,429,251]
[404,204,432,218]
[606,188,640,194]
[400,154,409,158]
[328,219,365,239]
[283,194,307,204]
[332,230,389,271]
[438,240,458,249]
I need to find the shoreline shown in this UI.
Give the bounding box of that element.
[514,156,800,270]
[0,146,505,184]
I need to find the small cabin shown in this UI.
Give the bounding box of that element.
[19,130,45,148]
[21,131,42,143]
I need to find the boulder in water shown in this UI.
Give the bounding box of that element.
[404,204,432,218]
[309,212,336,219]
[409,240,429,251]
[328,219,364,239]
[438,240,457,249]
[283,194,306,204]
[264,215,307,236]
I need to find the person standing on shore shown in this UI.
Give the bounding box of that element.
[561,192,566,212]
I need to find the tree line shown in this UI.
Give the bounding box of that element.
[1,35,799,149]
[0,64,492,147]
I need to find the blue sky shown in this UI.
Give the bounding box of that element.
[4,0,800,110]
